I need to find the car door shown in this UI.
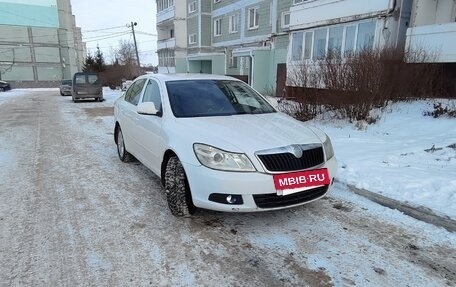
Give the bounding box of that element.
[118,78,147,158]
[135,78,164,175]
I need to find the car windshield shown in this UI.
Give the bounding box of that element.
[166,80,276,118]
[62,80,72,86]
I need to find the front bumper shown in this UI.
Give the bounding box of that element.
[73,91,103,99]
[61,89,72,95]
[182,156,337,212]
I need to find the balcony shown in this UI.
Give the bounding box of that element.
[157,38,176,50]
[157,6,175,25]
[406,22,456,63]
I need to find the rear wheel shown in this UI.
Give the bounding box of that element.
[116,127,133,162]
[0,87,4,92]
[165,156,195,217]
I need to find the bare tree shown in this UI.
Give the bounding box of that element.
[115,40,140,78]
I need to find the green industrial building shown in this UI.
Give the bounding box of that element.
[0,0,85,87]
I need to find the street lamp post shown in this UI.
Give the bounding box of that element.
[127,22,141,70]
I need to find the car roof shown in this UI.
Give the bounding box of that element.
[140,73,240,82]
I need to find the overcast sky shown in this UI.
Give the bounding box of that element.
[71,0,158,66]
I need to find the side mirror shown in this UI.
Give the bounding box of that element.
[137,102,160,116]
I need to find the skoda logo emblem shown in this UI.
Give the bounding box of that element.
[289,145,303,158]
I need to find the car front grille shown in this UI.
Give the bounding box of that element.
[257,146,324,172]
[253,185,328,209]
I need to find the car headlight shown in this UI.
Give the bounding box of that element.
[323,136,335,160]
[193,143,256,172]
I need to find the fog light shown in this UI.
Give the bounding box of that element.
[226,195,236,204]
[209,193,243,205]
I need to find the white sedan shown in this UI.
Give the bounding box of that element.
[114,74,337,217]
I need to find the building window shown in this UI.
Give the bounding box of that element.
[344,26,356,56]
[304,31,313,59]
[188,1,197,13]
[170,29,174,38]
[282,12,290,28]
[313,28,327,60]
[157,0,174,12]
[248,7,259,30]
[328,26,343,57]
[229,51,238,68]
[214,18,222,36]
[291,32,303,61]
[291,20,377,61]
[357,21,376,51]
[229,14,238,33]
[189,33,197,44]
[158,49,175,67]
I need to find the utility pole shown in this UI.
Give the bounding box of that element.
[128,22,141,70]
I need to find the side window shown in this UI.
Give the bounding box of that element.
[142,79,162,111]
[75,74,86,84]
[125,79,146,106]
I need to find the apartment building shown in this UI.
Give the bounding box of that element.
[287,0,412,85]
[156,0,188,74]
[183,0,293,94]
[0,0,85,87]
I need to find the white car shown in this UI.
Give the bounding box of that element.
[114,74,337,217]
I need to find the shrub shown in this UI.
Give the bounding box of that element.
[284,47,441,122]
[424,102,456,118]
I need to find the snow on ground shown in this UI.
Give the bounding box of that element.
[0,89,41,105]
[309,100,456,220]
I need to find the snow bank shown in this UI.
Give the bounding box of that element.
[312,100,456,219]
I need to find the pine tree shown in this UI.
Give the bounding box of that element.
[82,53,95,72]
[94,46,106,72]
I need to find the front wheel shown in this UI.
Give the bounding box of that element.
[116,127,133,162]
[165,156,195,217]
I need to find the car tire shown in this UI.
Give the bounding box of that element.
[116,127,134,162]
[72,97,77,103]
[0,87,4,92]
[165,156,195,217]
[60,92,64,96]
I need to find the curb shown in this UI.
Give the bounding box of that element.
[342,182,456,233]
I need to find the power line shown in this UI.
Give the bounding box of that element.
[83,32,129,43]
[135,30,158,36]
[82,26,127,33]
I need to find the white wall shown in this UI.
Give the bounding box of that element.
[290,0,392,30]
[406,22,456,63]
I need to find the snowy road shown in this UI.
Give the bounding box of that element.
[0,90,455,286]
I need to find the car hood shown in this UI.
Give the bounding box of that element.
[171,112,325,156]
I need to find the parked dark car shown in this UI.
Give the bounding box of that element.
[59,79,72,96]
[0,80,11,92]
[72,72,103,102]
